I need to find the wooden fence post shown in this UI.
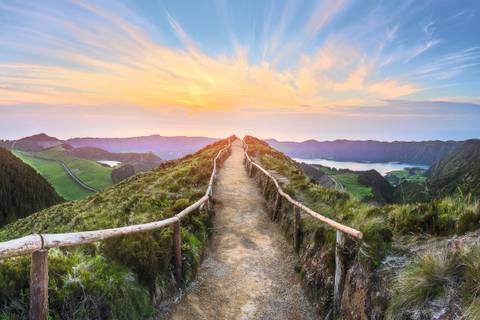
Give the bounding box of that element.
[272,192,281,220]
[173,220,182,286]
[293,207,301,253]
[333,230,346,319]
[262,176,269,195]
[30,249,48,320]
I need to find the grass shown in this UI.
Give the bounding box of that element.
[387,250,461,319]
[386,168,427,187]
[334,173,373,199]
[312,164,373,199]
[37,146,113,190]
[244,136,480,267]
[387,246,480,320]
[12,150,93,200]
[0,137,233,318]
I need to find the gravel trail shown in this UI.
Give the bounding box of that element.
[163,140,316,320]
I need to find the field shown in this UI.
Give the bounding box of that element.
[37,147,113,190]
[12,151,93,200]
[385,168,427,186]
[312,164,373,199]
[12,146,114,201]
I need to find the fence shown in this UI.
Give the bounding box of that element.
[242,139,363,319]
[0,141,232,320]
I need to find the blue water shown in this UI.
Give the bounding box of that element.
[293,158,429,176]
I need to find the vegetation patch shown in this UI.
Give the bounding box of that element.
[12,150,93,200]
[0,137,233,318]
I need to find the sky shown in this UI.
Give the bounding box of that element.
[1,0,479,141]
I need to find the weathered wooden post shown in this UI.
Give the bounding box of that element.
[262,176,269,195]
[248,163,253,177]
[333,230,346,319]
[173,220,182,286]
[293,207,301,253]
[272,192,281,220]
[30,249,49,320]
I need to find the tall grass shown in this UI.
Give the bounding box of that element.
[245,136,480,267]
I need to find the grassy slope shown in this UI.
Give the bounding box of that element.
[12,150,93,200]
[313,165,373,199]
[385,168,427,187]
[245,136,480,318]
[245,136,480,262]
[0,138,232,319]
[37,146,113,190]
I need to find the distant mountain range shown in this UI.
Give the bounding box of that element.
[293,138,480,203]
[266,139,461,165]
[2,133,218,160]
[67,135,218,160]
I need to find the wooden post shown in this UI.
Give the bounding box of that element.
[173,220,182,286]
[333,230,346,319]
[30,249,48,320]
[262,176,269,195]
[248,163,253,177]
[272,192,281,220]
[293,207,301,253]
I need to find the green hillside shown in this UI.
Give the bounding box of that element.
[37,146,113,190]
[385,168,427,187]
[12,145,114,201]
[245,136,480,258]
[429,139,480,198]
[245,136,480,318]
[0,138,232,319]
[0,148,63,227]
[12,150,93,200]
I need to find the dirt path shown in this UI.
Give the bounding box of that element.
[163,140,316,320]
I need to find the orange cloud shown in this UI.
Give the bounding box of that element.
[0,3,420,112]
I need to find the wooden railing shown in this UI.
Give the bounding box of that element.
[242,139,362,319]
[0,141,232,320]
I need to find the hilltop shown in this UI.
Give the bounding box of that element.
[12,133,62,152]
[0,148,63,227]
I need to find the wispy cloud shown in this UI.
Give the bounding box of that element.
[0,0,420,112]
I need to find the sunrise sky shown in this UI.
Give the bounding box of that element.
[1,0,479,141]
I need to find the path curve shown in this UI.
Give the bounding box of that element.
[163,140,316,319]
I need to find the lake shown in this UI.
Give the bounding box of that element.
[293,158,429,176]
[97,160,121,167]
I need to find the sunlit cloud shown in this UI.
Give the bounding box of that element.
[0,0,420,112]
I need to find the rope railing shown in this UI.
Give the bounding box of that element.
[242,138,362,319]
[0,139,233,320]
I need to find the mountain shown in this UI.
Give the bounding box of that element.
[428,139,480,198]
[13,133,62,152]
[67,146,163,172]
[0,148,63,227]
[266,138,460,165]
[67,135,218,160]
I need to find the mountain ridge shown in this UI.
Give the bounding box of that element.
[266,138,461,165]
